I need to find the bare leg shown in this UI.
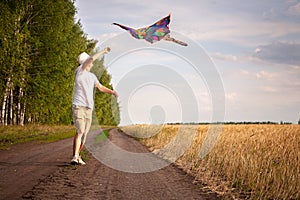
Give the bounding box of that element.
[73,133,82,156]
[79,137,85,153]
[78,114,92,153]
[72,107,92,157]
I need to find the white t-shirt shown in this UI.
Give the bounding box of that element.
[72,65,101,109]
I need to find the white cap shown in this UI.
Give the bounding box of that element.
[77,52,90,64]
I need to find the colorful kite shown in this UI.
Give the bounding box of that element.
[112,14,188,46]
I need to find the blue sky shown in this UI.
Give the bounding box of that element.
[75,0,300,125]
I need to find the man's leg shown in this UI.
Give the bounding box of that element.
[72,106,85,164]
[79,108,92,152]
[73,132,83,156]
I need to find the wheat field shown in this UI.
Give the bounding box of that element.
[121,124,300,199]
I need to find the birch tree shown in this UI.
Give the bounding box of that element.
[0,0,120,125]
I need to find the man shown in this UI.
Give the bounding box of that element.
[71,48,118,165]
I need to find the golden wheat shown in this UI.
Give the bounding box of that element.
[121,124,300,199]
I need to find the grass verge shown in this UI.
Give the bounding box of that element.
[95,129,110,143]
[0,125,74,150]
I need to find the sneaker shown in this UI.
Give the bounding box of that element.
[70,155,79,165]
[77,156,86,165]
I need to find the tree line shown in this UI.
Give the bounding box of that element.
[0,0,120,126]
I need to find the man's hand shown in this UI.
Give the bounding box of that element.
[92,47,111,61]
[103,47,111,54]
[112,90,118,97]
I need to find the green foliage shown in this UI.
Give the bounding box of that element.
[0,0,119,125]
[91,58,120,126]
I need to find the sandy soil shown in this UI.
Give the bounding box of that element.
[0,128,220,200]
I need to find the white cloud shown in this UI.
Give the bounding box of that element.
[288,2,300,15]
[211,41,300,68]
[255,70,278,80]
[240,69,250,76]
[97,33,118,44]
[286,0,298,3]
[181,12,300,47]
[210,52,261,65]
[261,86,278,93]
[77,0,300,50]
[75,0,300,124]
[226,92,238,102]
[211,52,238,62]
[253,42,300,66]
[255,48,261,53]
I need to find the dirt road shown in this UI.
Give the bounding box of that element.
[0,129,220,200]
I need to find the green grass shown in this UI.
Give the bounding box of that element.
[0,125,116,151]
[80,149,89,162]
[95,129,110,143]
[0,125,75,150]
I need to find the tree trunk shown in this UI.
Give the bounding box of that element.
[1,93,8,126]
[1,78,12,126]
[9,86,13,125]
[18,86,25,126]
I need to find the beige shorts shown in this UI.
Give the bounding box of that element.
[72,105,92,144]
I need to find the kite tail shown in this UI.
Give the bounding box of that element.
[112,23,131,31]
[163,35,188,46]
[172,38,188,46]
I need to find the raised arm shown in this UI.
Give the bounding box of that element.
[81,47,111,71]
[91,47,110,60]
